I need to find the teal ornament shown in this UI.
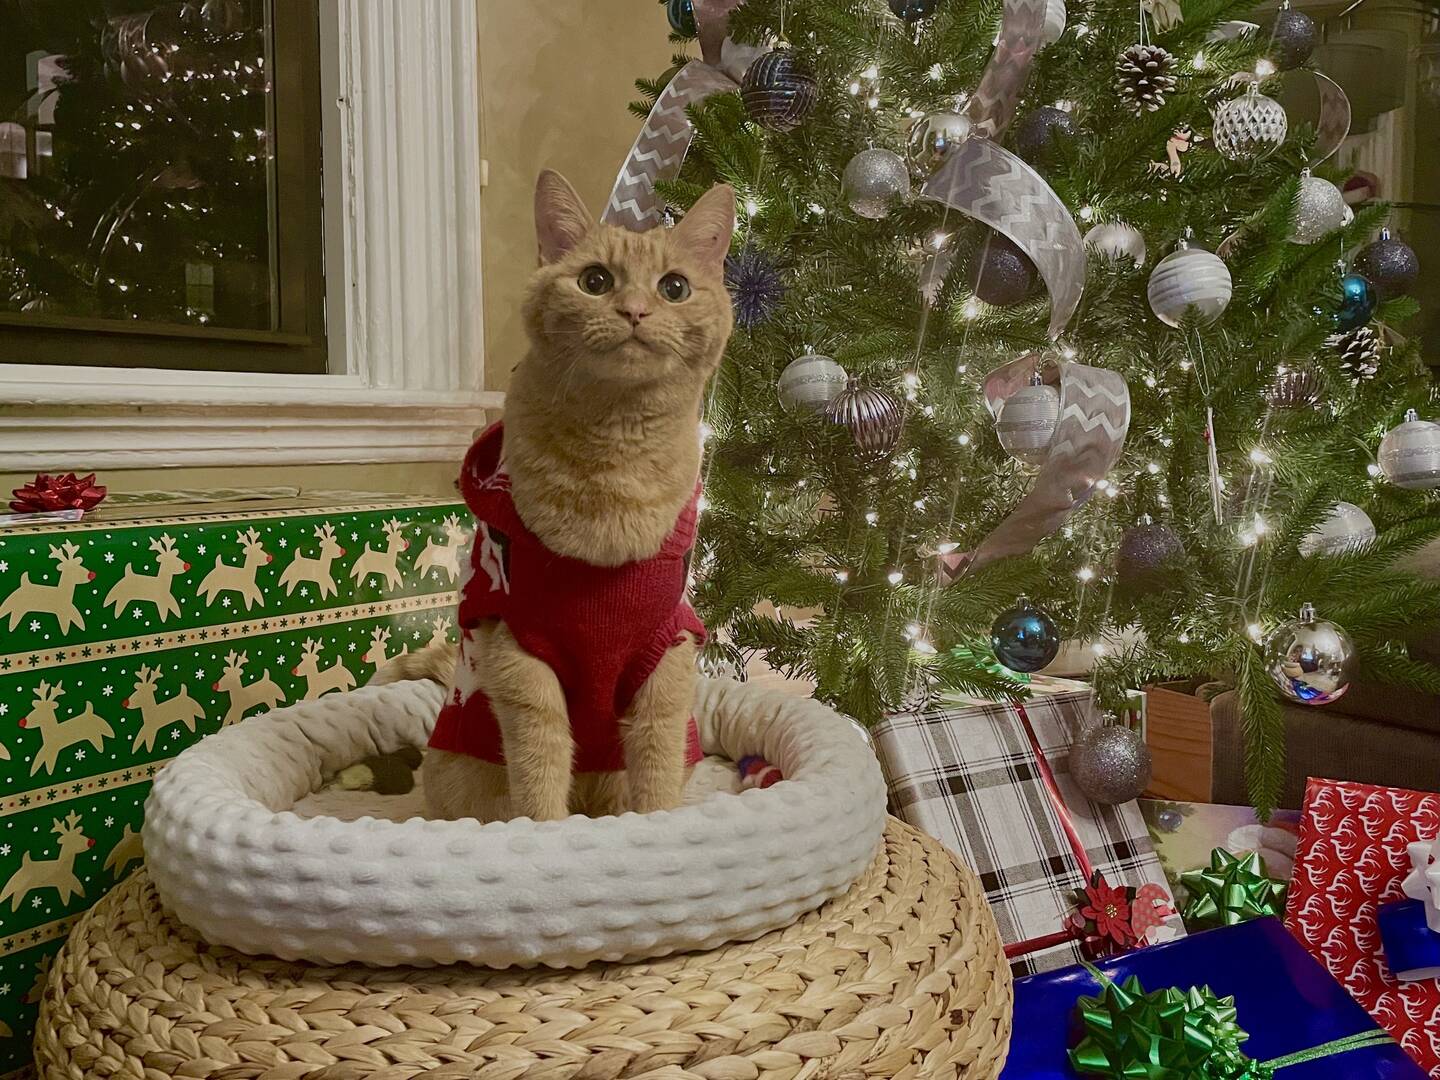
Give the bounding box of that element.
[1335,272,1376,331]
[666,0,696,35]
[991,598,1061,673]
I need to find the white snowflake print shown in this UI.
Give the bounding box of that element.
[221,597,232,608]
[32,896,42,907]
[0,703,7,716]
[0,844,9,856]
[197,544,207,555]
[278,537,289,548]
[103,552,115,564]
[195,669,204,680]
[300,586,308,598]
[347,642,356,652]
[412,630,422,640]
[171,729,181,740]
[350,532,358,542]
[132,606,145,618]
[75,749,85,760]
[0,984,9,996]
[28,620,40,632]
[104,817,114,827]
[0,559,6,572]
[102,686,113,697]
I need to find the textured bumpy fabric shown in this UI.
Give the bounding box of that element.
[873,682,1184,975]
[429,424,707,773]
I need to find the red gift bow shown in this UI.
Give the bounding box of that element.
[10,473,108,515]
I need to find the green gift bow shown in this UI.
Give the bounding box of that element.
[1069,964,1394,1079]
[1180,849,1288,930]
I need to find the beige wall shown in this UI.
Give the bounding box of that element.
[477,1,675,392]
[7,4,675,497]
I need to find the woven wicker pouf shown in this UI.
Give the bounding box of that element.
[35,819,1011,1080]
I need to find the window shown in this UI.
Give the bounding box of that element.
[0,0,495,470]
[0,0,326,373]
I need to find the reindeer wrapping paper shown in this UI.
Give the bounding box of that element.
[1285,778,1440,1077]
[0,492,465,1075]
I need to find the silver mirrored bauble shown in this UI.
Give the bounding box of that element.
[843,147,911,220]
[1212,85,1288,162]
[1299,502,1376,557]
[824,377,905,461]
[996,382,1060,466]
[1378,409,1440,490]
[1085,221,1147,264]
[777,354,848,413]
[907,111,972,175]
[1289,172,1347,244]
[1147,241,1232,327]
[1071,724,1153,804]
[1262,602,1355,705]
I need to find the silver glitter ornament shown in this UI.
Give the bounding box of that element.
[1265,365,1325,410]
[1263,602,1355,706]
[777,353,848,413]
[1147,236,1232,327]
[740,50,819,132]
[1072,724,1153,805]
[1115,43,1177,113]
[1085,221,1147,265]
[1270,4,1317,70]
[1289,171,1347,244]
[1117,515,1186,591]
[1212,83,1288,162]
[843,147,911,220]
[907,111,972,175]
[1299,501,1376,557]
[1353,228,1420,299]
[824,378,905,461]
[996,382,1060,467]
[1379,409,1440,490]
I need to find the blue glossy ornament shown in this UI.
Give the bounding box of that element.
[990,598,1062,673]
[1157,807,1184,833]
[666,0,696,36]
[1335,271,1376,331]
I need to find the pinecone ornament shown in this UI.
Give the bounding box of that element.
[1328,325,1382,382]
[1115,44,1177,113]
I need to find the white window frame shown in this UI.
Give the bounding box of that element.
[0,0,500,470]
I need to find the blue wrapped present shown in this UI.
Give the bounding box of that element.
[1002,917,1427,1078]
[1378,899,1440,982]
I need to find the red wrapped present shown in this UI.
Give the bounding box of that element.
[1286,777,1440,1076]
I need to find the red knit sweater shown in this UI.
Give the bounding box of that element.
[429,424,707,773]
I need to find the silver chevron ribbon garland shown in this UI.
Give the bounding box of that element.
[602,0,760,231]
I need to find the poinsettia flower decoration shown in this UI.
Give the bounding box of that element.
[1080,877,1137,947]
[9,473,107,515]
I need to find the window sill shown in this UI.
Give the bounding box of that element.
[1,365,502,469]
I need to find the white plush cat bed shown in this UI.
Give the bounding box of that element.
[143,677,888,969]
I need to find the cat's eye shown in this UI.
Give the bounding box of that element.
[579,265,614,295]
[659,272,691,303]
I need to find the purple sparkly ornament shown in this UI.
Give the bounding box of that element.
[725,247,786,329]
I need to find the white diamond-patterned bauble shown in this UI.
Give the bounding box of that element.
[842,147,911,220]
[1212,84,1288,162]
[1147,241,1232,327]
[1085,222,1147,265]
[996,382,1061,467]
[1378,409,1440,490]
[1042,0,1067,46]
[1289,172,1347,244]
[777,354,848,413]
[1299,502,1376,557]
[1262,602,1355,706]
[907,111,972,175]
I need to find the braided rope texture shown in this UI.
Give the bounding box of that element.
[36,819,1011,1080]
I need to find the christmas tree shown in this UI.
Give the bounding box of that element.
[0,0,271,328]
[637,0,1440,813]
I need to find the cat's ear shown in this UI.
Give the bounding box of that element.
[671,184,736,268]
[534,170,594,264]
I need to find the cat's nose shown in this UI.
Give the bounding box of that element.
[618,303,650,327]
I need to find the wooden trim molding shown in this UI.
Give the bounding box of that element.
[0,0,491,470]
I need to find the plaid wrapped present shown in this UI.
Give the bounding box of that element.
[874,679,1185,975]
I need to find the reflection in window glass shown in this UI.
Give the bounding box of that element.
[0,0,276,331]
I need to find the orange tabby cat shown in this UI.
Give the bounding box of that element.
[376,171,735,822]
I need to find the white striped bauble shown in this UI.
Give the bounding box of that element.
[1085,221,1147,264]
[777,354,848,413]
[996,383,1061,467]
[1147,243,1232,327]
[1042,0,1067,46]
[1379,409,1440,490]
[1299,502,1376,557]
